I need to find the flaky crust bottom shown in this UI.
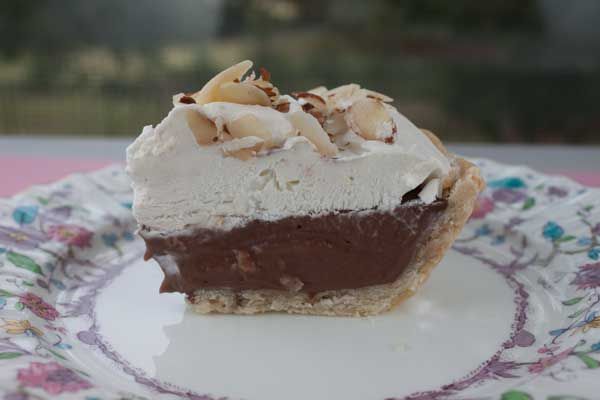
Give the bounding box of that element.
[188,130,485,316]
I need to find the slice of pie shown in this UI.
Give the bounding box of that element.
[126,60,484,316]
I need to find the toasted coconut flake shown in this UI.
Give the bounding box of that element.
[262,87,277,97]
[185,110,218,146]
[323,110,348,136]
[221,136,265,160]
[293,91,328,113]
[225,114,294,149]
[293,91,326,103]
[326,83,361,111]
[327,84,360,99]
[346,98,395,141]
[307,109,326,125]
[288,111,338,157]
[218,82,271,106]
[301,103,315,112]
[179,95,196,104]
[245,78,280,103]
[275,102,290,113]
[226,114,271,143]
[308,86,328,96]
[259,67,271,82]
[191,60,253,105]
[249,79,273,89]
[360,89,393,103]
[253,84,278,99]
[213,116,232,141]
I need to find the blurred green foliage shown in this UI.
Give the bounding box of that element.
[0,0,599,142]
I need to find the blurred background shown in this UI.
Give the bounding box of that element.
[1,0,599,143]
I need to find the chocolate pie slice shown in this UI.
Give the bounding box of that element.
[126,61,484,316]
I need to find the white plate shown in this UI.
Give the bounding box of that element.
[0,159,599,400]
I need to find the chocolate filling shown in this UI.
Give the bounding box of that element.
[142,198,448,296]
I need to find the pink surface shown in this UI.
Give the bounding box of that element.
[0,157,113,197]
[546,171,600,188]
[0,157,598,197]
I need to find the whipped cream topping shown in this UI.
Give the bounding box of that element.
[126,62,451,232]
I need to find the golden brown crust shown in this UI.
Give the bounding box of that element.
[188,131,485,316]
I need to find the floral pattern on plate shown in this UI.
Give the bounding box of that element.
[0,161,598,400]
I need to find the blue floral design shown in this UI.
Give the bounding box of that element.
[543,222,564,241]
[12,206,38,225]
[476,225,492,236]
[488,177,526,189]
[100,232,123,255]
[121,232,135,241]
[588,248,600,260]
[100,233,118,247]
